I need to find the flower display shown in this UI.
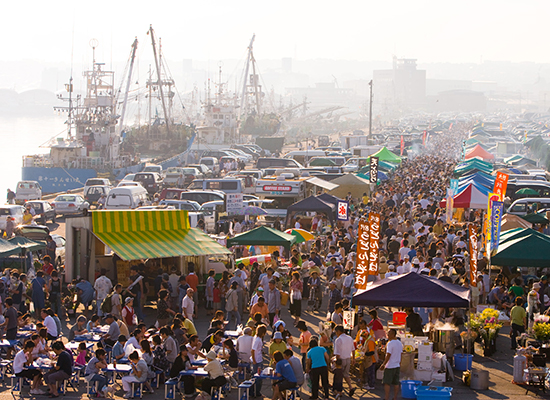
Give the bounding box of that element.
[533,322,550,342]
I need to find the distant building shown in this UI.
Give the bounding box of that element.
[428,90,487,112]
[373,58,426,113]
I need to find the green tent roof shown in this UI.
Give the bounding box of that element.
[226,226,296,249]
[521,213,550,225]
[309,158,336,167]
[504,154,523,164]
[0,239,22,257]
[492,229,550,267]
[8,237,46,252]
[464,138,480,146]
[370,147,402,163]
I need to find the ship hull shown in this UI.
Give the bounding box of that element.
[22,167,97,194]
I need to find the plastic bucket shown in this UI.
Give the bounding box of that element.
[453,354,472,371]
[470,369,489,390]
[415,386,453,400]
[401,380,422,399]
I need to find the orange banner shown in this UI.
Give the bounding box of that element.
[368,212,381,276]
[493,172,508,199]
[469,224,478,287]
[355,221,370,290]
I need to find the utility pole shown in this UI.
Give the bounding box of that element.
[369,80,373,137]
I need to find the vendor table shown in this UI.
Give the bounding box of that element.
[224,330,240,338]
[74,334,102,342]
[65,341,95,355]
[179,368,208,377]
[525,367,550,394]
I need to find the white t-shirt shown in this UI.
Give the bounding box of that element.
[334,334,355,360]
[385,271,398,278]
[182,296,194,320]
[236,334,254,361]
[251,336,264,364]
[386,339,403,369]
[44,315,58,337]
[13,350,27,374]
[398,247,410,261]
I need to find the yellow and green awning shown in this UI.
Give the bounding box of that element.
[92,210,230,261]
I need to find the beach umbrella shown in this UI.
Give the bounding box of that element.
[515,188,539,196]
[284,228,315,243]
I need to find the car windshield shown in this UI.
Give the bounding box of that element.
[55,196,76,202]
[86,179,105,186]
[0,209,11,216]
[182,169,196,174]
[166,168,181,174]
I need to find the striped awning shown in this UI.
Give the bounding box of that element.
[92,210,230,261]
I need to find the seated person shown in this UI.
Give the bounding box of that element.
[14,341,45,394]
[272,350,297,400]
[43,341,73,398]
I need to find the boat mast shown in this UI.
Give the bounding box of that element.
[239,34,255,119]
[250,47,261,116]
[118,37,138,135]
[148,25,171,136]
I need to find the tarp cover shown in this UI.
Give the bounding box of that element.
[8,237,46,252]
[0,239,21,257]
[439,183,489,209]
[287,196,336,218]
[329,174,372,198]
[353,272,470,308]
[92,210,230,261]
[226,226,296,249]
[370,147,402,163]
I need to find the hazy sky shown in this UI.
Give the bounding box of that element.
[4,0,550,66]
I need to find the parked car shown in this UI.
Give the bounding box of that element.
[15,181,42,203]
[83,178,112,194]
[163,167,185,188]
[51,234,66,266]
[188,164,213,178]
[0,205,25,231]
[51,194,89,216]
[24,201,56,224]
[84,185,111,206]
[134,172,163,195]
[181,167,204,184]
[179,190,225,205]
[143,164,163,175]
[199,157,220,176]
[159,200,201,211]
[105,186,149,210]
[117,181,143,188]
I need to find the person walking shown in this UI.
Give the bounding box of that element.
[333,325,356,397]
[306,338,330,400]
[225,282,241,329]
[380,329,403,400]
[510,297,526,350]
[266,280,281,327]
[251,325,267,397]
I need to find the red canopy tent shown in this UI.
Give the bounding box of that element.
[439,183,488,209]
[465,144,495,160]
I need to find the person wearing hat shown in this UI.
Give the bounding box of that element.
[249,286,264,307]
[269,332,287,367]
[236,327,254,362]
[202,350,227,396]
[378,257,389,279]
[122,297,137,332]
[101,314,120,347]
[385,265,398,278]
[397,256,411,275]
[68,315,88,342]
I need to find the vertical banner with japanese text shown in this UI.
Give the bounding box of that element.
[368,212,380,276]
[400,136,404,156]
[446,189,454,224]
[369,156,379,184]
[469,224,478,287]
[355,221,370,290]
[490,201,504,254]
[493,172,509,200]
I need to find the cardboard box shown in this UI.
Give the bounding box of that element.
[417,361,433,371]
[418,354,432,362]
[431,372,446,382]
[414,369,434,382]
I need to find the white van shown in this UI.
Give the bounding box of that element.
[507,197,550,216]
[105,186,149,210]
[283,150,326,165]
[187,179,243,194]
[15,181,42,202]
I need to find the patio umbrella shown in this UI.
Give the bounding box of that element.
[236,206,268,216]
[515,188,539,196]
[284,228,315,243]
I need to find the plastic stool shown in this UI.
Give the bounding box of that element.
[211,386,222,400]
[152,370,163,388]
[57,379,67,395]
[285,387,299,400]
[87,380,99,396]
[131,381,144,399]
[0,360,12,381]
[11,376,23,391]
[238,381,253,400]
[165,378,178,400]
[238,363,250,380]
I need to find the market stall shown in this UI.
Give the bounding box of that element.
[284,196,336,228]
[226,226,296,249]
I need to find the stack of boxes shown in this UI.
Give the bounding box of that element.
[414,342,434,381]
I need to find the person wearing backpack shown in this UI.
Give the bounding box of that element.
[110,284,123,319]
[94,269,112,317]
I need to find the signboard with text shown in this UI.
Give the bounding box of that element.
[355,221,370,290]
[337,201,349,221]
[225,193,244,215]
[369,157,379,184]
[368,213,380,275]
